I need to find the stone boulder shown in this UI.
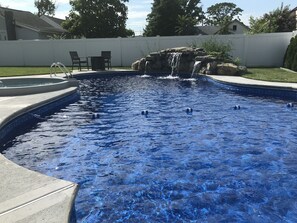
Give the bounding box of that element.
[131,58,146,72]
[217,63,239,76]
[131,60,139,71]
[205,61,218,75]
[237,65,248,75]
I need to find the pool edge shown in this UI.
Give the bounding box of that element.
[0,86,80,223]
[206,75,297,99]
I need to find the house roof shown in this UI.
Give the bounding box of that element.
[41,15,64,26]
[0,7,65,34]
[196,19,250,35]
[230,19,250,31]
[196,25,221,35]
[291,7,297,12]
[40,15,65,31]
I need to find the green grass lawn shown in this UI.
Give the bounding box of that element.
[243,68,297,83]
[0,66,132,77]
[0,67,57,77]
[1,66,297,83]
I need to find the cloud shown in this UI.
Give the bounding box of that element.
[240,13,251,25]
[55,10,70,19]
[55,0,69,4]
[128,10,150,19]
[126,0,151,33]
[0,0,34,10]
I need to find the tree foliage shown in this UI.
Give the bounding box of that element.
[34,0,56,16]
[62,0,133,38]
[144,0,181,36]
[249,4,295,34]
[284,36,297,71]
[144,0,204,36]
[205,2,243,27]
[176,0,205,35]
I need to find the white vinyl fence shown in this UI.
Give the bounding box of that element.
[0,31,296,68]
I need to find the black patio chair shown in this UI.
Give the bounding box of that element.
[101,51,111,70]
[69,51,89,71]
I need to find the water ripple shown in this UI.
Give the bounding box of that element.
[3,76,297,222]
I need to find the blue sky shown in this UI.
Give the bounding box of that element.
[0,0,296,35]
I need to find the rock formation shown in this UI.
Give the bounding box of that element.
[131,47,246,78]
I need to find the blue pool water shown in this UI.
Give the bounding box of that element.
[2,75,297,222]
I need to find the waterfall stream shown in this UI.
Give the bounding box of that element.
[191,61,202,77]
[169,52,182,76]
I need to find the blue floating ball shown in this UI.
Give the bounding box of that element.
[186,107,193,113]
[91,113,99,119]
[141,110,148,115]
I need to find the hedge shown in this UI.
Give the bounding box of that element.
[284,36,297,71]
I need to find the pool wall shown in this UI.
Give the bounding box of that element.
[0,85,80,222]
[206,75,297,100]
[73,70,140,79]
[0,91,80,148]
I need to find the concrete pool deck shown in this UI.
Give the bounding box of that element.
[208,75,297,90]
[0,71,297,222]
[0,80,79,222]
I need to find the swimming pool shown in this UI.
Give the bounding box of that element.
[2,75,297,222]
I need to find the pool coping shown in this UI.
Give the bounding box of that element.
[1,70,297,222]
[0,80,79,222]
[206,75,297,99]
[0,77,78,96]
[207,75,297,90]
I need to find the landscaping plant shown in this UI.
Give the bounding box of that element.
[284,35,297,71]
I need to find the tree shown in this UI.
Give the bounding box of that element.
[176,15,197,35]
[62,0,131,38]
[34,0,56,16]
[144,0,204,36]
[125,28,135,37]
[205,2,243,30]
[284,36,297,71]
[176,0,205,35]
[249,4,295,34]
[144,0,181,36]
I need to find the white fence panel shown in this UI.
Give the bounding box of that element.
[0,41,24,66]
[0,32,295,68]
[121,37,161,67]
[22,40,54,66]
[244,33,293,67]
[52,39,89,66]
[84,38,122,67]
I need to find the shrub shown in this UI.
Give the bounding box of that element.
[284,36,297,71]
[292,52,297,71]
[201,38,232,61]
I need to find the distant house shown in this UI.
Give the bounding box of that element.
[0,7,66,41]
[290,7,297,30]
[196,19,250,35]
[40,15,65,31]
